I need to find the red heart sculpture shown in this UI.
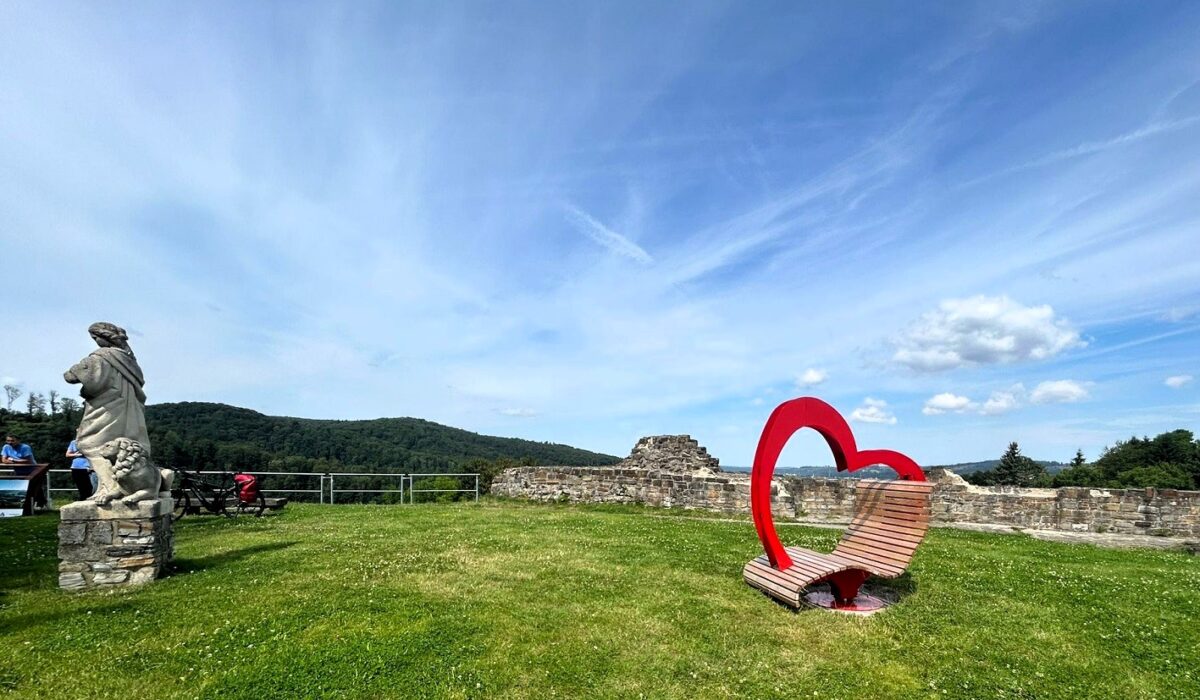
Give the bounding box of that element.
[750,397,924,570]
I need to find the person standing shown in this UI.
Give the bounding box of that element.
[65,433,94,500]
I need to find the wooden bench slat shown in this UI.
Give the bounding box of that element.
[849,507,932,524]
[856,498,931,510]
[833,541,915,569]
[746,561,812,590]
[854,493,931,509]
[855,480,934,493]
[844,522,928,544]
[781,550,844,578]
[829,553,904,578]
[831,546,908,571]
[846,515,930,535]
[841,528,924,553]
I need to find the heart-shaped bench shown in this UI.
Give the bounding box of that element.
[742,397,932,611]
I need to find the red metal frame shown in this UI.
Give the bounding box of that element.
[749,397,925,571]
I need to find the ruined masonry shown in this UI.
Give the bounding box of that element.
[493,434,796,518]
[58,495,174,591]
[490,435,1200,538]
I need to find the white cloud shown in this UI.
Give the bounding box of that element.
[1030,380,1090,404]
[980,387,1023,415]
[797,368,827,387]
[499,407,539,418]
[921,392,974,415]
[893,295,1084,371]
[921,385,1027,416]
[1165,374,1193,389]
[563,204,654,265]
[851,397,897,425]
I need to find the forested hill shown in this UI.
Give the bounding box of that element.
[142,402,620,473]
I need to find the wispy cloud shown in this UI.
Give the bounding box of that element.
[563,204,653,265]
[961,114,1200,187]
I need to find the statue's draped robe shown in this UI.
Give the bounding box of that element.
[70,348,150,463]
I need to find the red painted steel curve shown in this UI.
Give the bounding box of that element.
[749,397,925,570]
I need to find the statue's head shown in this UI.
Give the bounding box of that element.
[88,322,131,352]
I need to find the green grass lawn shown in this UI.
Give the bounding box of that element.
[2,501,1197,699]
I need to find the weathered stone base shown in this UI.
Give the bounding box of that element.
[58,494,174,591]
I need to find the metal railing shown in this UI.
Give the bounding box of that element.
[403,473,481,504]
[46,469,479,504]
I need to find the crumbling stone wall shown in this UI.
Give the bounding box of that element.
[490,465,795,518]
[622,435,721,474]
[925,469,1200,536]
[491,461,1200,537]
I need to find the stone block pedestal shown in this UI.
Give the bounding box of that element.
[58,494,174,591]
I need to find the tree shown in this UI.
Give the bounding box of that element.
[1071,449,1086,468]
[48,390,60,415]
[59,397,81,420]
[1054,429,1200,489]
[3,384,20,411]
[26,392,47,416]
[991,442,1047,487]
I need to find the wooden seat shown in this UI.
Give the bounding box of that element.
[743,479,933,608]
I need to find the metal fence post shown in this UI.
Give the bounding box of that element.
[474,474,479,502]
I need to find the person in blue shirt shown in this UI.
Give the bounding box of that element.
[2,434,36,473]
[3,434,47,509]
[66,433,94,500]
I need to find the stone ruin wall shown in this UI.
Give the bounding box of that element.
[490,435,1200,538]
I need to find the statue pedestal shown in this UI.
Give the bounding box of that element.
[57,494,174,591]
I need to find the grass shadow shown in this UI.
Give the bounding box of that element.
[0,598,141,635]
[168,540,298,576]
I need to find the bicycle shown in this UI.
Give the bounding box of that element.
[171,469,266,521]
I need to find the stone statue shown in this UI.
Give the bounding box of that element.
[63,322,170,505]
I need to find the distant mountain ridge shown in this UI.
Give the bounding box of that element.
[928,459,1065,475]
[145,402,620,472]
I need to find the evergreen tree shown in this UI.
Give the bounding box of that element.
[1071,449,1086,467]
[991,442,1047,487]
[59,397,81,420]
[26,392,47,416]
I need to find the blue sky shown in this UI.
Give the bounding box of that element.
[2,1,1199,467]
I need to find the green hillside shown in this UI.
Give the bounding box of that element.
[0,402,619,477]
[143,402,619,473]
